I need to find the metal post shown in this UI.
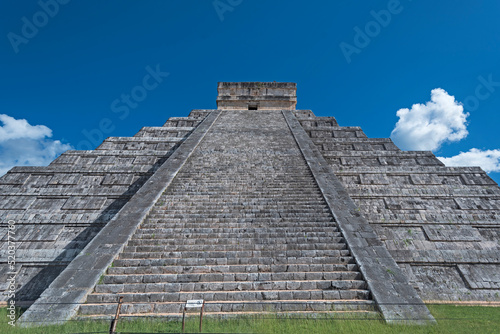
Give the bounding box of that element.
[109,296,123,334]
[181,306,186,332]
[199,301,205,332]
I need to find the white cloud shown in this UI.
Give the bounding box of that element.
[438,148,500,173]
[391,88,469,151]
[0,114,53,141]
[0,114,72,176]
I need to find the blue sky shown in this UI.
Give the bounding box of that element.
[1,0,500,183]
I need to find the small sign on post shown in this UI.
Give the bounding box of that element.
[182,299,205,333]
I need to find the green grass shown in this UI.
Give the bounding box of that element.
[1,305,499,333]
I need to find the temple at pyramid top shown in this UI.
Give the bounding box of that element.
[217,82,297,110]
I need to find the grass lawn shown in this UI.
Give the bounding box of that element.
[1,304,499,333]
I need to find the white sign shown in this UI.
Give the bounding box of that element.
[185,299,204,308]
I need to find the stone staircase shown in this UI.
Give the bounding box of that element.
[78,110,377,318]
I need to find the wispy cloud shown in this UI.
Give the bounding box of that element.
[391,88,469,151]
[437,149,500,173]
[0,114,72,176]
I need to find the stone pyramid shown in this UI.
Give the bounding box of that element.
[1,82,498,326]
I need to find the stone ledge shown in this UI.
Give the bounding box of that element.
[391,250,500,264]
[7,166,155,174]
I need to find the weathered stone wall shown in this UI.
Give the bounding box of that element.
[217,82,297,110]
[295,110,500,302]
[0,110,209,304]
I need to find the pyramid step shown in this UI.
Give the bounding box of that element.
[150,208,331,214]
[133,229,341,238]
[158,190,323,198]
[143,217,336,225]
[168,188,323,192]
[127,236,344,244]
[86,289,371,304]
[173,172,314,175]
[112,255,353,267]
[102,271,363,285]
[107,263,359,275]
[167,190,323,194]
[167,187,321,192]
[173,185,325,190]
[153,203,330,209]
[171,176,316,180]
[94,280,367,295]
[168,183,321,188]
[147,213,333,220]
[122,242,346,253]
[79,299,377,316]
[126,238,344,248]
[118,249,349,260]
[158,200,331,205]
[139,223,337,230]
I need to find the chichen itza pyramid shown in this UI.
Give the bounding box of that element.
[1,82,499,325]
